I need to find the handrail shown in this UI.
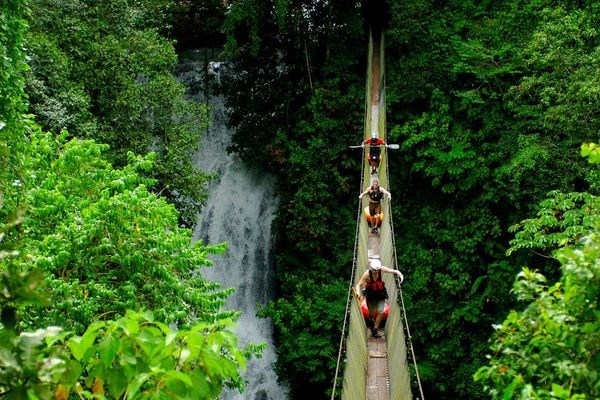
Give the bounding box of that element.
[330,178,366,400]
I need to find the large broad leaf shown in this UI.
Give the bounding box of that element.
[581,143,600,164]
[99,332,120,367]
[125,372,150,399]
[105,366,128,399]
[61,359,83,385]
[162,370,194,387]
[67,321,104,362]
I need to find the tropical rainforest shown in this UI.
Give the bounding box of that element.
[1,0,598,399]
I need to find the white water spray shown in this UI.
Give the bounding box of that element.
[180,52,289,400]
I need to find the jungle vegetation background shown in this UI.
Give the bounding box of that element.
[1,0,598,399]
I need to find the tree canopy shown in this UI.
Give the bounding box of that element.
[475,145,600,399]
[218,0,599,398]
[24,0,212,226]
[1,0,599,398]
[1,1,256,398]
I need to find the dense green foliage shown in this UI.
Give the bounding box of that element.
[0,0,29,194]
[219,0,366,396]
[217,0,600,399]
[1,1,256,398]
[3,0,598,398]
[474,147,600,399]
[384,3,599,395]
[0,134,256,397]
[24,0,211,226]
[15,131,232,334]
[1,302,251,399]
[475,257,599,399]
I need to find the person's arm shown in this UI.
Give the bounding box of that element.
[381,266,404,283]
[380,187,391,199]
[358,187,370,198]
[355,272,367,299]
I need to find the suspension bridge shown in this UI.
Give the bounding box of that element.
[330,16,426,400]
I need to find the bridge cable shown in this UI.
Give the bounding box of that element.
[330,152,367,400]
[385,153,426,399]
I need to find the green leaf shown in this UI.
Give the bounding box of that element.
[162,370,194,387]
[68,321,104,362]
[105,367,128,398]
[502,377,519,400]
[99,333,120,367]
[125,372,150,399]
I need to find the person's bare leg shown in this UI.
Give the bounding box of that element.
[369,207,376,228]
[369,312,378,337]
[374,313,384,332]
[373,215,380,231]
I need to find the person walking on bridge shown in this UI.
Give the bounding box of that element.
[356,259,403,338]
[364,133,386,174]
[359,179,391,233]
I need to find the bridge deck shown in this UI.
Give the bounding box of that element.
[367,336,390,400]
[366,226,390,400]
[365,27,391,400]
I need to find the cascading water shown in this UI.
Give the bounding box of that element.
[178,50,289,400]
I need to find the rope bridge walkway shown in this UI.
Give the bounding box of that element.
[330,23,426,400]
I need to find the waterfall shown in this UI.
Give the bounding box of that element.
[179,50,289,400]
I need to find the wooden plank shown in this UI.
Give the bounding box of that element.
[368,231,380,259]
[367,219,385,394]
[366,336,390,400]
